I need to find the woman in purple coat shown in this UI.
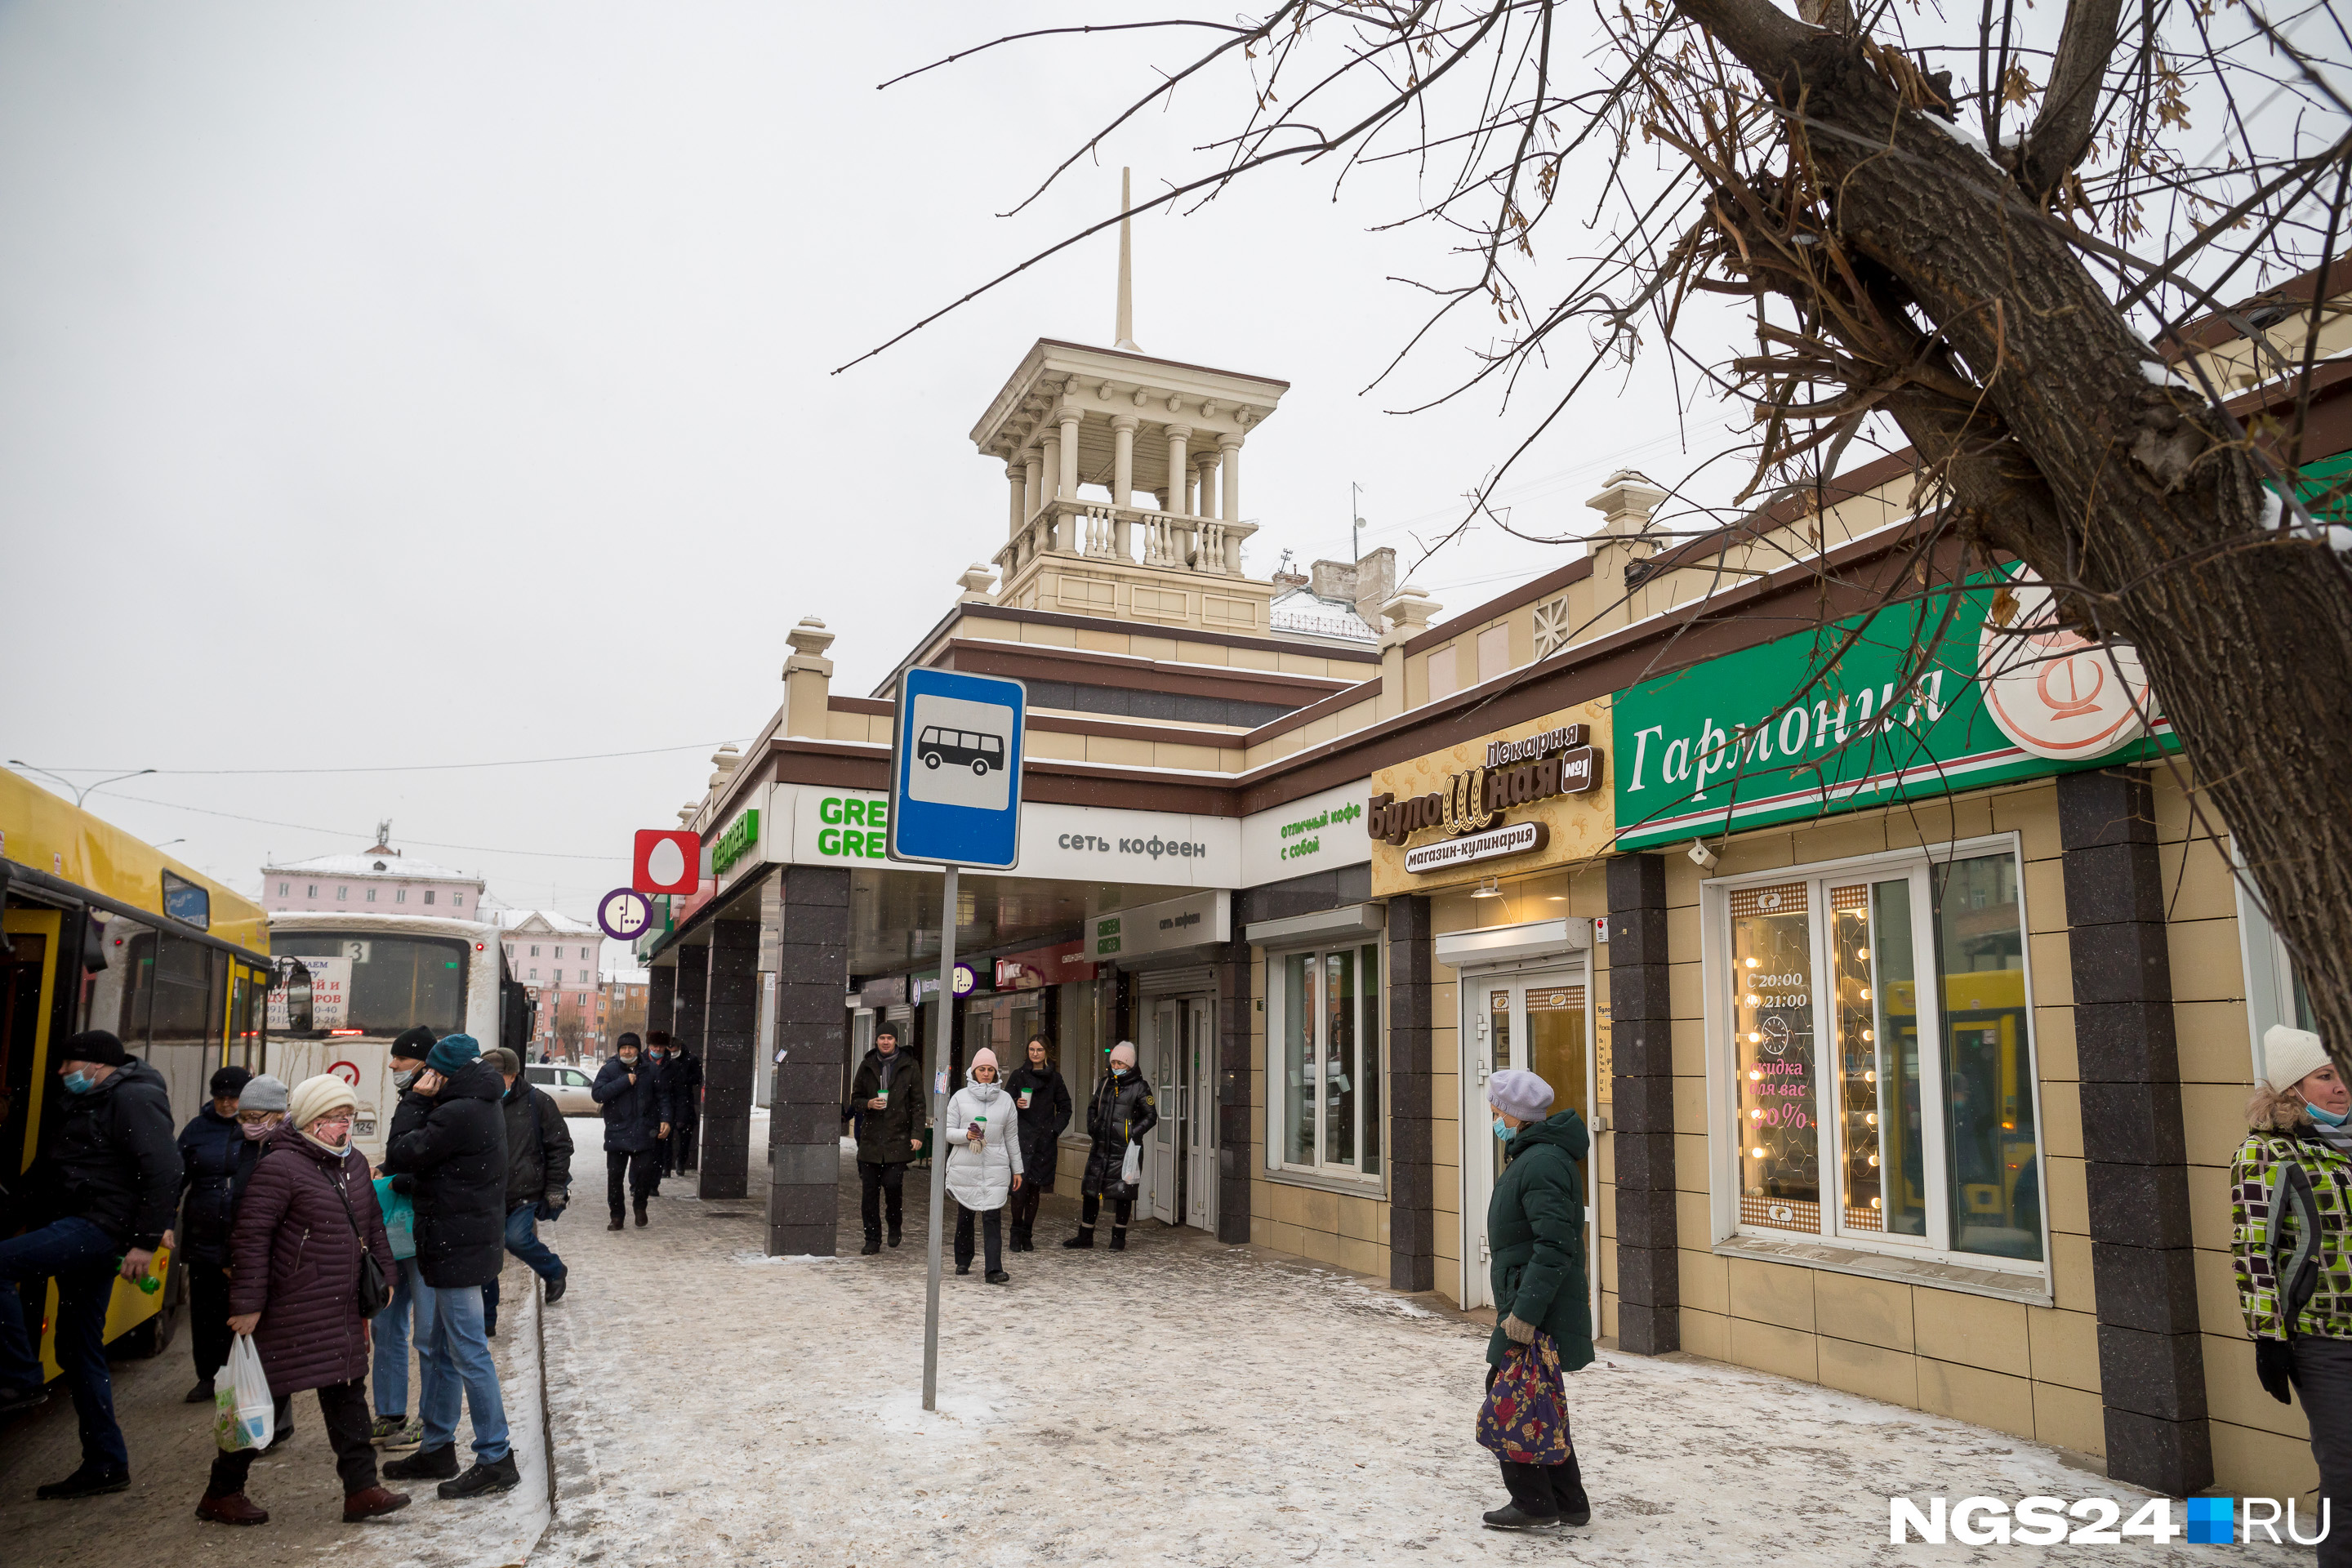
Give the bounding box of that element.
[200,1076,408,1528]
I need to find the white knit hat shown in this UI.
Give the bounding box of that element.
[287,1073,359,1133]
[2265,1026,2332,1094]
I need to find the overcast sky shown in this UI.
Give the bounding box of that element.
[0,2,1719,924]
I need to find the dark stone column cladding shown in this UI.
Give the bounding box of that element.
[697,920,760,1202]
[646,965,676,1046]
[1387,895,1435,1294]
[2058,768,2212,1497]
[1228,866,1373,1251]
[1606,853,1679,1356]
[767,865,850,1256]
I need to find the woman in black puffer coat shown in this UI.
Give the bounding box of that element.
[1063,1040,1157,1252]
[1004,1036,1071,1253]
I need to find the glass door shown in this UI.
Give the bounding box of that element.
[1462,966,1592,1311]
[1147,1000,1183,1224]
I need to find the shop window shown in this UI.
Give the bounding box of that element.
[1714,840,2042,1267]
[1269,942,1383,1179]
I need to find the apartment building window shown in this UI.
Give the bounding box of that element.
[529,969,538,981]
[367,887,377,902]
[306,884,318,898]
[531,945,541,958]
[1264,942,1384,1183]
[336,886,348,900]
[396,889,408,903]
[452,893,465,908]
[1708,838,2044,1267]
[277,882,289,897]
[424,890,434,905]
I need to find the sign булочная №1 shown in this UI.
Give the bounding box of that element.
[1367,702,1614,897]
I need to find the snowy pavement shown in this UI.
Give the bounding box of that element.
[525,1137,2296,1567]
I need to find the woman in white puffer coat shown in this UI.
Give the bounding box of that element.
[945,1048,1023,1284]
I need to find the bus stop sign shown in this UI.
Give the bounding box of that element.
[887,667,1024,870]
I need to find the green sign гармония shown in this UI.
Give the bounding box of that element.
[1610,570,2178,853]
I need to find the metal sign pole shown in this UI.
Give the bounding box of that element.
[921,862,958,1413]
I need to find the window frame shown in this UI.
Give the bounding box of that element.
[1700,830,2051,1280]
[1261,938,1387,1192]
[2235,842,2318,1079]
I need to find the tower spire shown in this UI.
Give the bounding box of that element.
[1114,167,1140,352]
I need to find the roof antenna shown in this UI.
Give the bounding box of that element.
[1114,167,1141,353]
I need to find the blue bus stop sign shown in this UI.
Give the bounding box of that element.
[887,667,1025,869]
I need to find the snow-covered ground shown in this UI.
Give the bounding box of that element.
[526,1141,2296,1566]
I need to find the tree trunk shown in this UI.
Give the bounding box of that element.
[1680,0,2352,1062]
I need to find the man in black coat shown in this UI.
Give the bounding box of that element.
[482,1047,572,1335]
[173,1062,252,1403]
[381,1032,519,1500]
[840,1022,925,1255]
[653,1031,702,1174]
[0,1030,180,1498]
[593,1032,670,1230]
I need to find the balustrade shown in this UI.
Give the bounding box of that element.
[1009,497,1252,577]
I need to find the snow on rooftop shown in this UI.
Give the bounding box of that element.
[1268,586,1378,644]
[263,848,483,884]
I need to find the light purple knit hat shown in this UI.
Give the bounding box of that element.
[1486,1069,1554,1122]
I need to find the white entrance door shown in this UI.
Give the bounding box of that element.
[1461,967,1595,1312]
[1147,996,1215,1227]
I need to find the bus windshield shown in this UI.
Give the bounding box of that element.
[270,932,470,1036]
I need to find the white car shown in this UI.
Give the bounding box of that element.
[524,1062,599,1116]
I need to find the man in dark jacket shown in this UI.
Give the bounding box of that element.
[0,1030,180,1498]
[645,1035,678,1184]
[654,1031,702,1174]
[482,1046,571,1334]
[593,1032,670,1229]
[381,1032,518,1501]
[173,1063,252,1403]
[841,1023,925,1255]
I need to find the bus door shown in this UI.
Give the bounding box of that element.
[2,906,62,1181]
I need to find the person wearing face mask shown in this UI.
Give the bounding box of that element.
[1064,1041,1158,1252]
[1473,1069,1592,1533]
[174,1064,254,1405]
[644,1035,678,1185]
[593,1032,671,1231]
[2234,1025,2352,1565]
[0,1030,179,1499]
[943,1048,1024,1283]
[367,1030,436,1448]
[1004,1035,1071,1253]
[205,1075,407,1527]
[656,1030,703,1175]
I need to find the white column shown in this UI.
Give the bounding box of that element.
[1111,415,1137,556]
[1057,409,1081,500]
[1164,424,1192,514]
[1218,435,1241,522]
[1022,454,1042,522]
[1006,463,1025,538]
[1039,430,1062,551]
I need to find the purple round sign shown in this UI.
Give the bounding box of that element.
[597,886,655,942]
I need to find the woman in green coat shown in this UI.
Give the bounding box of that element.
[1476,1068,1592,1532]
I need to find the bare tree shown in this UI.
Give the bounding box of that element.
[865,0,2352,1058]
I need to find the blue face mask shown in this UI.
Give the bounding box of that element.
[2314,1102,2349,1127]
[1493,1116,1512,1142]
[62,1071,96,1095]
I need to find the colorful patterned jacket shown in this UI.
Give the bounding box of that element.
[2230,1125,2352,1341]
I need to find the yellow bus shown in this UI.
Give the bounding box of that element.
[2,770,272,1369]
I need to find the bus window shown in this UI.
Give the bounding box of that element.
[161,871,211,931]
[112,929,157,1051]
[149,933,216,1049]
[270,933,469,1036]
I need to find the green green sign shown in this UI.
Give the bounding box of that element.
[710,808,761,875]
[1611,572,2177,852]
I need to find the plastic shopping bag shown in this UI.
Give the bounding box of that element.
[213,1334,274,1453]
[1120,1139,1143,1187]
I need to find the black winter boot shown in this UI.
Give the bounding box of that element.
[1108,1227,1127,1251]
[887,1224,902,1248]
[438,1451,521,1500]
[1552,1454,1591,1526]
[860,1234,882,1256]
[1062,1226,1094,1249]
[1009,1223,1029,1252]
[382,1443,461,1481]
[1483,1460,1562,1531]
[35,1464,130,1500]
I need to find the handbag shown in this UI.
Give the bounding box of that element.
[323,1160,390,1318]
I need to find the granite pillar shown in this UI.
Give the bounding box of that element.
[697,920,760,1201]
[1608,853,1680,1355]
[1215,938,1253,1244]
[1388,894,1435,1293]
[766,866,850,1255]
[2060,767,2212,1496]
